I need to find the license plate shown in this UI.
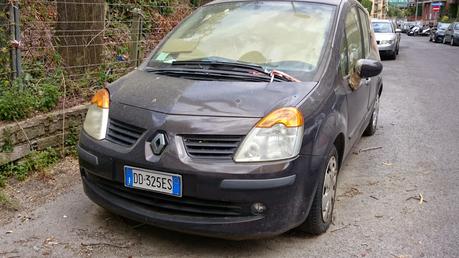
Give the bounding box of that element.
[124,166,182,197]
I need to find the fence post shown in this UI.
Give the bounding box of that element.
[130,8,144,67]
[8,1,21,81]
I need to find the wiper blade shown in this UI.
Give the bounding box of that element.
[170,60,301,82]
[144,67,284,82]
[172,60,267,74]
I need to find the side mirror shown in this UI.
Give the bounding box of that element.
[356,59,383,78]
[395,29,402,33]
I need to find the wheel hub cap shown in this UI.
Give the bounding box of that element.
[322,156,338,222]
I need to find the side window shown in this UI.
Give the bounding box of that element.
[345,7,363,75]
[358,9,370,58]
[339,36,348,77]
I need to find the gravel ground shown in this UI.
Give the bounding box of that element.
[1,35,459,258]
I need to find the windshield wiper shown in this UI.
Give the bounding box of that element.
[168,60,301,82]
[144,67,284,82]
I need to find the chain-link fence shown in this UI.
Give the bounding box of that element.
[0,0,198,121]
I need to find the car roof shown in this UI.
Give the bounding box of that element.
[206,0,344,7]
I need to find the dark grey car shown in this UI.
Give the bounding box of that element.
[444,22,459,46]
[79,0,383,239]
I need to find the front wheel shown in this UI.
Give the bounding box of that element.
[298,146,339,235]
[363,94,380,136]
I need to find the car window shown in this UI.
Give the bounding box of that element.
[372,22,393,33]
[148,1,336,80]
[455,23,459,30]
[357,8,370,58]
[345,7,363,75]
[438,23,449,30]
[339,37,348,78]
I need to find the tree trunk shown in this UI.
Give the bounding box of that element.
[55,0,105,73]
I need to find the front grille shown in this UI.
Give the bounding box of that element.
[85,172,244,217]
[106,119,145,146]
[182,135,244,159]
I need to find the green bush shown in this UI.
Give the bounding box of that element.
[38,83,60,111]
[0,85,36,120]
[0,75,60,121]
[0,148,60,184]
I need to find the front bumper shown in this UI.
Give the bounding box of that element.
[79,131,324,239]
[435,34,445,42]
[377,43,396,52]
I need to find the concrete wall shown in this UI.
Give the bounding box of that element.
[0,104,88,165]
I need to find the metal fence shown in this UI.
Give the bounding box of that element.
[0,0,196,97]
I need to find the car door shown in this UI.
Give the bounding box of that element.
[343,6,371,140]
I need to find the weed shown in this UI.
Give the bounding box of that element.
[0,129,14,153]
[0,190,19,211]
[0,148,60,183]
[0,74,60,121]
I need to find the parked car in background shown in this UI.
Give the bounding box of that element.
[79,0,384,239]
[372,19,401,59]
[402,22,415,33]
[444,22,459,46]
[430,23,450,43]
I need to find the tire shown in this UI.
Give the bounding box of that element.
[298,146,339,235]
[389,50,397,60]
[363,94,380,136]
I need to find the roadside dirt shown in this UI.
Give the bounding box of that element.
[0,157,80,227]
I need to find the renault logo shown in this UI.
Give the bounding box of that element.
[151,132,168,155]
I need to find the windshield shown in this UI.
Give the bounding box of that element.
[148,1,336,80]
[372,22,393,33]
[438,23,449,30]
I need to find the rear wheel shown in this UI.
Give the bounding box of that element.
[363,94,380,136]
[298,146,339,235]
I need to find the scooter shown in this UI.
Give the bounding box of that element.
[420,27,431,36]
[408,26,421,36]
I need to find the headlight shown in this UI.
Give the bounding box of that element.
[380,40,394,45]
[83,89,110,140]
[234,107,304,162]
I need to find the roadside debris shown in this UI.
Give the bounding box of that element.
[353,146,383,155]
[382,162,393,166]
[5,230,13,234]
[81,242,131,249]
[330,224,350,233]
[406,193,427,204]
[369,195,379,200]
[339,187,362,198]
[360,146,383,153]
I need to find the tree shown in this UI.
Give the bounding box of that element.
[361,0,372,14]
[55,0,105,72]
[387,5,403,18]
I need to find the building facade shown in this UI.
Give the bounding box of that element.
[372,0,388,18]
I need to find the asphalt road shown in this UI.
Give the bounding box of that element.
[1,35,459,258]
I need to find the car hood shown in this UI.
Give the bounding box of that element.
[374,33,396,41]
[109,70,317,118]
